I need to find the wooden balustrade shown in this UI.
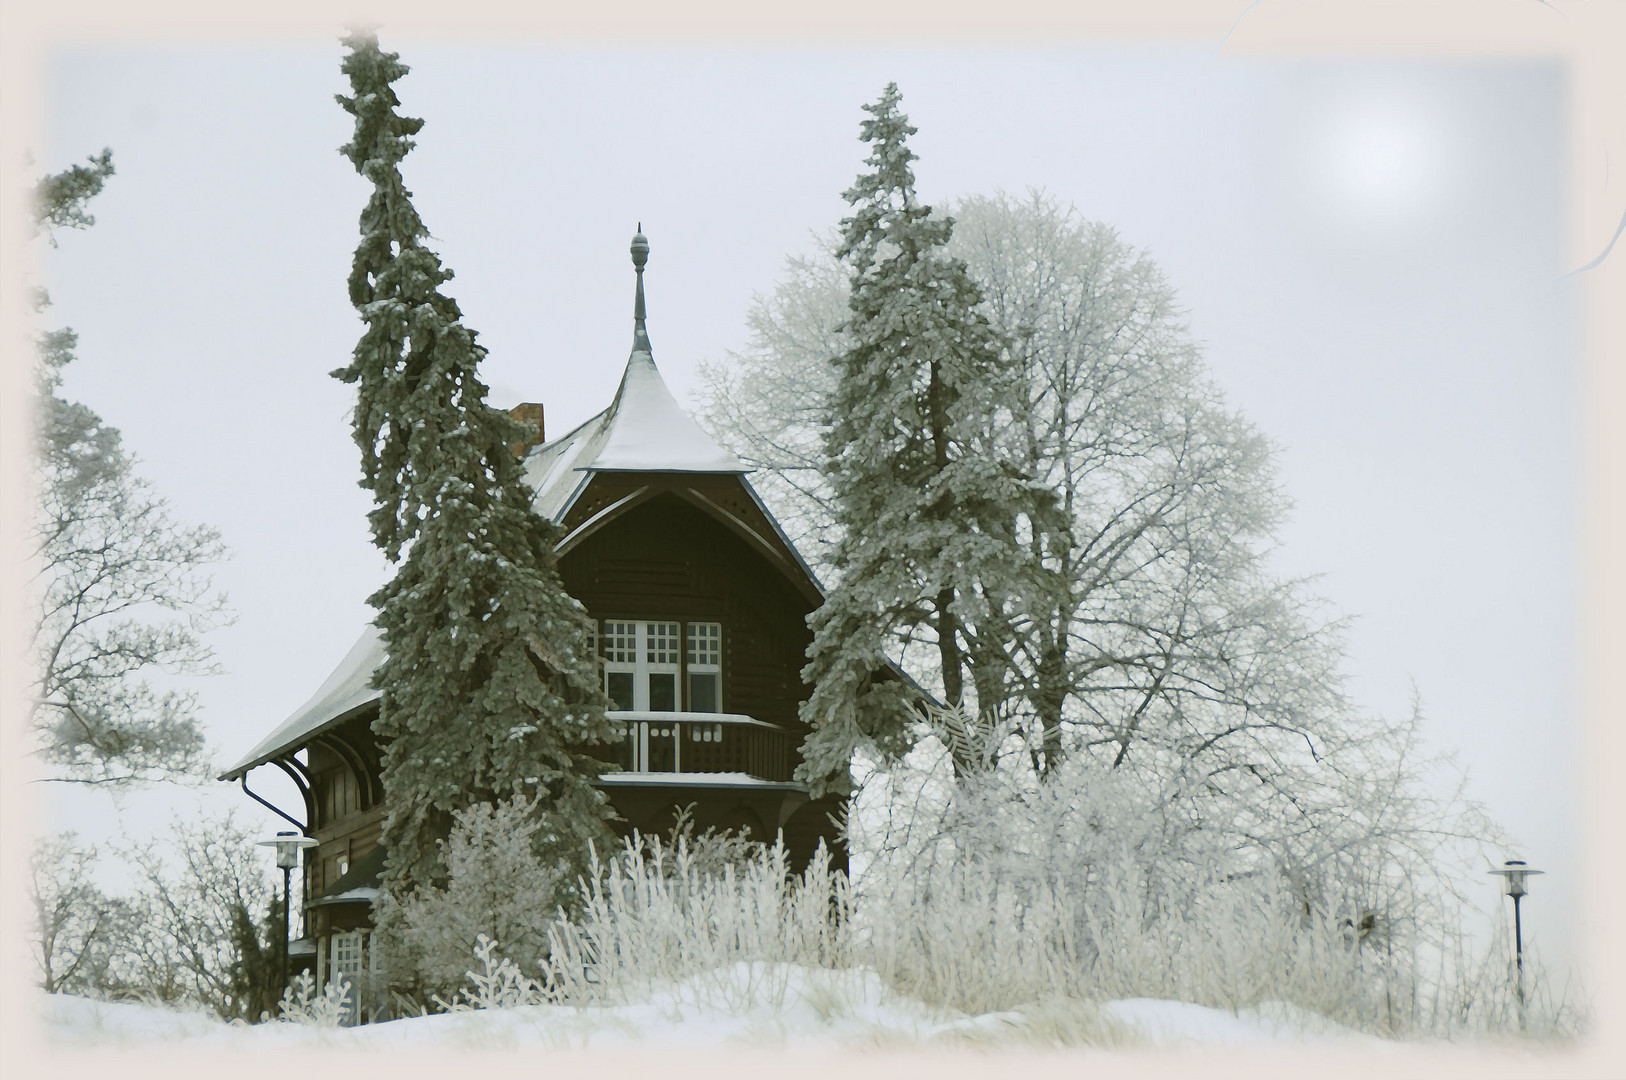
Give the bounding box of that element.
[596,711,792,782]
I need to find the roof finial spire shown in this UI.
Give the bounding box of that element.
[630,226,651,354]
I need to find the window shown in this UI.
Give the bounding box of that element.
[687,622,721,713]
[330,930,363,1022]
[600,620,721,713]
[331,930,361,980]
[646,622,679,711]
[603,621,638,710]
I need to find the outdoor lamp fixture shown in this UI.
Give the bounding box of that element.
[258,831,319,993]
[1487,859,1543,1025]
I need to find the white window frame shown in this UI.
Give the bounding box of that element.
[330,929,363,1023]
[601,620,723,717]
[644,622,681,712]
[602,620,638,711]
[686,622,722,714]
[601,621,681,712]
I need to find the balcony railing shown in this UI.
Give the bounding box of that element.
[601,711,793,783]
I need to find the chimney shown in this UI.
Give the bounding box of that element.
[509,402,545,456]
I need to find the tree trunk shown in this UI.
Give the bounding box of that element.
[927,352,965,712]
[1034,633,1067,779]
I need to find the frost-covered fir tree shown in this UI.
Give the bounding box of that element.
[797,84,1040,790]
[332,35,618,907]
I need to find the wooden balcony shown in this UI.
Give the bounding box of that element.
[600,710,794,783]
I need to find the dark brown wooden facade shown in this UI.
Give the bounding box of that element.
[555,476,843,866]
[561,482,816,739]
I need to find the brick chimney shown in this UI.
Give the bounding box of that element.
[508,402,545,456]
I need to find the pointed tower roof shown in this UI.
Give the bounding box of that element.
[516,228,747,521]
[585,228,744,474]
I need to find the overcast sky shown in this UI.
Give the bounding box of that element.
[30,38,1578,966]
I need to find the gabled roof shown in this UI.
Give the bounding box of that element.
[220,232,782,782]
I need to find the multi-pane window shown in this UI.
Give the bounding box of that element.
[645,622,680,711]
[687,623,721,713]
[330,930,363,1022]
[600,620,721,713]
[331,930,361,979]
[603,621,637,663]
[603,621,638,710]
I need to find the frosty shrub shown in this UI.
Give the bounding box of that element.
[272,971,350,1027]
[438,802,1578,1041]
[842,706,1580,1039]
[421,811,779,1011]
[381,793,567,1001]
[643,803,766,880]
[537,831,852,1010]
[433,935,546,1011]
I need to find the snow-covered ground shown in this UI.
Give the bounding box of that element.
[34,962,1387,1052]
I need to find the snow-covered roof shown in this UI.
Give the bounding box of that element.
[221,626,384,778]
[585,347,745,474]
[307,886,379,909]
[518,237,745,518]
[517,348,745,524]
[521,409,609,522]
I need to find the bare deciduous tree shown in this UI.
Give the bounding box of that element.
[115,814,282,1019]
[30,834,130,994]
[29,151,229,784]
[30,816,284,1021]
[695,190,1324,777]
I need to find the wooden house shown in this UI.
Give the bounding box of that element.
[219,232,844,1012]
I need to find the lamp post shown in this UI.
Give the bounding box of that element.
[1487,859,1543,1027]
[258,831,318,995]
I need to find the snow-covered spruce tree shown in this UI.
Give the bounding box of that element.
[796,85,1043,790]
[332,35,618,922]
[29,151,228,783]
